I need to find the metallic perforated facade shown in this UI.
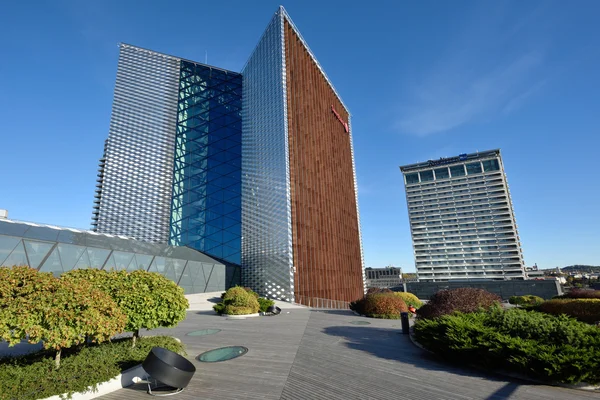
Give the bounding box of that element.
[241,10,294,300]
[92,44,180,243]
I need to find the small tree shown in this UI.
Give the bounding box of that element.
[63,269,189,347]
[122,270,189,345]
[0,266,126,368]
[39,279,127,368]
[0,266,55,345]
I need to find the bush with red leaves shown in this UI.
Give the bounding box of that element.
[417,288,501,320]
[363,293,408,319]
[538,299,600,324]
[556,289,600,299]
[366,287,393,295]
[350,291,407,319]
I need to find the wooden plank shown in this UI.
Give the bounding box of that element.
[98,309,599,400]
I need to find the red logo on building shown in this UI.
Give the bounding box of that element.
[331,105,349,133]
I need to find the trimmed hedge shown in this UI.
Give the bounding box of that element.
[556,289,600,299]
[538,299,600,324]
[364,293,408,319]
[0,336,185,400]
[350,290,408,319]
[366,287,392,295]
[417,288,500,320]
[214,286,260,315]
[508,295,544,307]
[392,292,423,308]
[414,307,600,384]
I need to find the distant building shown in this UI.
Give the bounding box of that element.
[365,266,403,288]
[400,149,526,282]
[555,276,567,284]
[525,265,544,280]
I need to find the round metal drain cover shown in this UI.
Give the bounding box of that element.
[197,346,248,362]
[350,320,371,325]
[186,329,222,337]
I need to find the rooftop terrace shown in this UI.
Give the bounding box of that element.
[98,298,595,400]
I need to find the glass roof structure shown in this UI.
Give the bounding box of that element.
[0,219,236,294]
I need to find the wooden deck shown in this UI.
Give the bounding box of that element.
[98,308,600,400]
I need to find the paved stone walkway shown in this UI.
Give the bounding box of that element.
[99,307,600,400]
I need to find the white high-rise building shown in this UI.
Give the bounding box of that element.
[400,149,525,282]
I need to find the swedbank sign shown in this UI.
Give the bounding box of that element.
[331,105,349,133]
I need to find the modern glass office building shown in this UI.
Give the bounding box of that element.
[241,7,365,304]
[170,61,242,265]
[92,46,242,266]
[0,219,235,294]
[400,149,526,281]
[92,7,365,305]
[92,45,180,244]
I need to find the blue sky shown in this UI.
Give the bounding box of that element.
[1,1,599,271]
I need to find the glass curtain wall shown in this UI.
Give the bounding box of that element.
[169,61,242,265]
[0,220,230,294]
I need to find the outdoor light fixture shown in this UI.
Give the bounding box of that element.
[142,347,196,396]
[266,305,281,315]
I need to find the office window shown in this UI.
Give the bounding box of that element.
[450,165,465,177]
[406,173,419,184]
[434,167,449,180]
[483,159,500,172]
[420,170,434,182]
[466,162,482,175]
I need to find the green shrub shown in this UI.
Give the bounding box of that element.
[224,305,255,315]
[62,269,189,346]
[213,303,226,315]
[223,286,252,303]
[213,286,260,315]
[0,336,184,400]
[414,307,600,384]
[244,287,260,298]
[417,288,500,320]
[508,295,544,307]
[538,299,600,324]
[257,297,275,313]
[392,292,423,308]
[0,267,127,368]
[220,287,260,299]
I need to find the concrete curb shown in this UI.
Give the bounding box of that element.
[39,364,148,400]
[222,313,261,319]
[408,329,600,392]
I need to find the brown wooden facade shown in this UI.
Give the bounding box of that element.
[284,20,364,305]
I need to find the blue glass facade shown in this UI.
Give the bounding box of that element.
[169,61,242,265]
